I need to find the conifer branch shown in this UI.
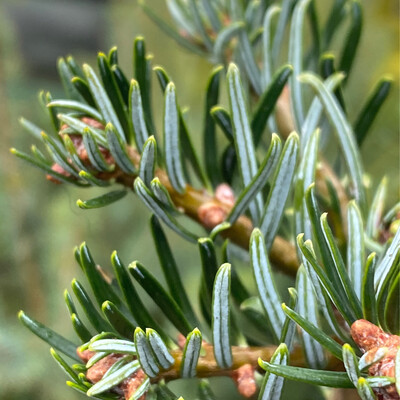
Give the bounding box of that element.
[97,143,299,275]
[12,0,399,399]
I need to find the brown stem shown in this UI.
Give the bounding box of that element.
[109,147,299,276]
[152,343,342,383]
[157,345,285,382]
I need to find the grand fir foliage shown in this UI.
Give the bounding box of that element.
[12,0,400,399]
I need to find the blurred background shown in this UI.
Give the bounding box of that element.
[0,0,398,399]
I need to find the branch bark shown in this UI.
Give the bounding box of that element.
[111,147,299,276]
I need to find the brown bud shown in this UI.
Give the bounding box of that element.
[350,320,392,351]
[121,369,147,400]
[351,320,400,400]
[46,163,71,184]
[81,117,105,130]
[86,353,124,383]
[65,134,87,160]
[232,364,257,398]
[77,348,96,363]
[215,183,235,207]
[81,347,149,399]
[198,202,227,229]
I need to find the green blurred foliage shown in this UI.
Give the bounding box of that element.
[0,0,398,398]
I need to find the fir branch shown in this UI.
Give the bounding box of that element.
[94,144,299,275]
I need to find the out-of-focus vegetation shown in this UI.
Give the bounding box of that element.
[0,0,398,398]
